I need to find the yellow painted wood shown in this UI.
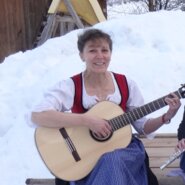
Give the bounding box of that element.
[48,0,106,25]
[48,0,60,13]
[89,0,106,23]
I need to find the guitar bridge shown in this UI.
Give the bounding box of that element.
[59,128,81,162]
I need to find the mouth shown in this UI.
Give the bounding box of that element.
[94,62,105,66]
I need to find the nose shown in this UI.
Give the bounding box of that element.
[96,50,103,58]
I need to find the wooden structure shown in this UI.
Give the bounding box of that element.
[48,0,106,25]
[25,134,185,185]
[36,0,107,46]
[0,0,51,62]
[0,0,107,62]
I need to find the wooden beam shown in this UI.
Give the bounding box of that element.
[89,0,106,22]
[48,0,60,13]
[63,0,84,28]
[37,14,56,46]
[48,0,106,25]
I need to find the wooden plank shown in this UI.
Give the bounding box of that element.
[23,0,52,48]
[149,157,179,168]
[26,176,185,185]
[0,0,9,61]
[58,16,75,36]
[0,0,25,61]
[0,0,51,61]
[146,147,175,157]
[63,0,84,28]
[37,0,84,46]
[48,0,106,25]
[48,0,60,13]
[89,0,106,22]
[145,134,184,184]
[37,14,56,46]
[139,133,177,138]
[141,138,178,147]
[141,134,180,171]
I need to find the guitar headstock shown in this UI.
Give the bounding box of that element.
[179,84,185,98]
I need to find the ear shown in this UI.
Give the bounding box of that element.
[79,53,85,62]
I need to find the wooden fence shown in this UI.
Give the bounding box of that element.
[0,0,51,62]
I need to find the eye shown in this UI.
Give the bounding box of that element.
[89,49,96,53]
[102,49,109,53]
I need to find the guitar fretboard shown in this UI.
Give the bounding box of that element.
[108,90,182,131]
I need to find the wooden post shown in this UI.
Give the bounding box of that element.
[63,0,84,28]
[36,0,85,46]
[37,14,57,46]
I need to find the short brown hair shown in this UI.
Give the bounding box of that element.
[77,29,112,52]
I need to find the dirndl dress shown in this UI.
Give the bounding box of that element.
[70,137,148,185]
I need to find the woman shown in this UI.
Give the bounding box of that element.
[31,29,181,185]
[177,106,185,172]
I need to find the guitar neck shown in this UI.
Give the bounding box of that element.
[109,89,183,131]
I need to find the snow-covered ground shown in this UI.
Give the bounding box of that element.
[0,8,185,185]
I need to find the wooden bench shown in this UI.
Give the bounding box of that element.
[140,133,184,185]
[26,134,184,185]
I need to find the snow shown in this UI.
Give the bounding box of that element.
[0,10,185,185]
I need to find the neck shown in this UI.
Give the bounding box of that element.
[84,71,110,87]
[83,71,115,101]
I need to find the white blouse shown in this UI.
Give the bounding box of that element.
[32,72,148,135]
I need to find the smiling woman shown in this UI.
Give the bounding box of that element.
[31,28,181,185]
[78,30,113,101]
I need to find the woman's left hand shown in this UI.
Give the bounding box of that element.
[164,93,181,122]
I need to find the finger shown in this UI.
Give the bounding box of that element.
[178,141,185,150]
[172,93,178,98]
[105,122,112,131]
[102,127,111,136]
[95,132,103,138]
[182,139,185,147]
[166,98,180,107]
[175,145,180,152]
[167,93,181,104]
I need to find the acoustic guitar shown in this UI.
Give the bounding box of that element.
[35,85,185,181]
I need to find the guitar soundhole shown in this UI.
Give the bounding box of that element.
[90,130,113,142]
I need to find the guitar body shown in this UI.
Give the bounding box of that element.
[35,85,185,181]
[35,101,132,181]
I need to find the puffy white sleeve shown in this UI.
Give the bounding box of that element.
[27,78,75,127]
[126,78,148,135]
[33,78,75,112]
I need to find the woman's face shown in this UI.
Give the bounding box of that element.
[80,38,112,74]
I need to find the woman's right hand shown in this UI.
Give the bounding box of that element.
[176,138,185,151]
[83,114,112,138]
